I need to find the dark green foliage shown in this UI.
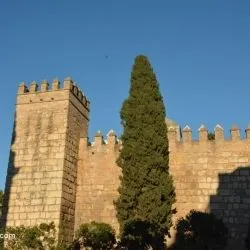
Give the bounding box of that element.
[68,239,81,250]
[245,224,250,250]
[172,210,228,250]
[0,190,3,220]
[22,226,43,249]
[119,218,166,250]
[208,132,215,140]
[0,190,3,206]
[74,221,116,250]
[2,222,59,250]
[115,55,175,240]
[0,226,5,248]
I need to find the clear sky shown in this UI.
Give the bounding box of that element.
[0,1,250,189]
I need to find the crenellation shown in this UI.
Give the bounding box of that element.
[231,125,241,141]
[52,79,60,90]
[183,125,192,142]
[246,126,250,139]
[86,100,90,109]
[83,96,88,106]
[30,81,38,93]
[94,130,104,147]
[168,127,178,142]
[64,77,73,90]
[215,124,224,141]
[78,90,83,102]
[198,125,208,141]
[73,84,79,96]
[107,130,117,145]
[41,80,49,92]
[168,127,178,153]
[86,130,122,150]
[175,125,250,144]
[15,79,89,109]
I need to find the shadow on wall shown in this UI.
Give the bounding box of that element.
[210,166,250,250]
[168,166,250,250]
[1,114,20,240]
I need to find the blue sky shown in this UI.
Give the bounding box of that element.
[0,1,250,189]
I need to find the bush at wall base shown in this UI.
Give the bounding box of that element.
[0,222,61,250]
[116,218,166,250]
[171,210,228,250]
[71,221,116,250]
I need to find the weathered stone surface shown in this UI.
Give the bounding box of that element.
[75,137,120,232]
[167,128,250,249]
[3,82,250,250]
[2,81,89,244]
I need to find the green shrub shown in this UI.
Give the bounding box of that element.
[2,222,58,250]
[74,221,116,250]
[119,218,166,250]
[173,210,228,250]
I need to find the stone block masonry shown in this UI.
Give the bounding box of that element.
[2,78,89,244]
[75,130,121,233]
[3,80,250,249]
[75,123,250,249]
[167,124,250,249]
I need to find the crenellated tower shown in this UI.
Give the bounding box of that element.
[2,78,89,244]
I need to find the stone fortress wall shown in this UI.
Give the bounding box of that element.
[76,123,250,249]
[3,82,250,248]
[75,131,121,233]
[167,124,250,249]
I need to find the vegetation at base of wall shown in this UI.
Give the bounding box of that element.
[71,221,116,250]
[170,210,228,250]
[117,218,166,250]
[114,55,176,246]
[245,224,250,250]
[0,222,64,250]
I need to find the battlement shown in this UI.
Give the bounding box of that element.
[84,125,250,150]
[88,130,121,147]
[79,129,122,155]
[17,77,89,109]
[6,75,250,247]
[168,124,250,143]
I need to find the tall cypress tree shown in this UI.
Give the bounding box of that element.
[115,55,175,238]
